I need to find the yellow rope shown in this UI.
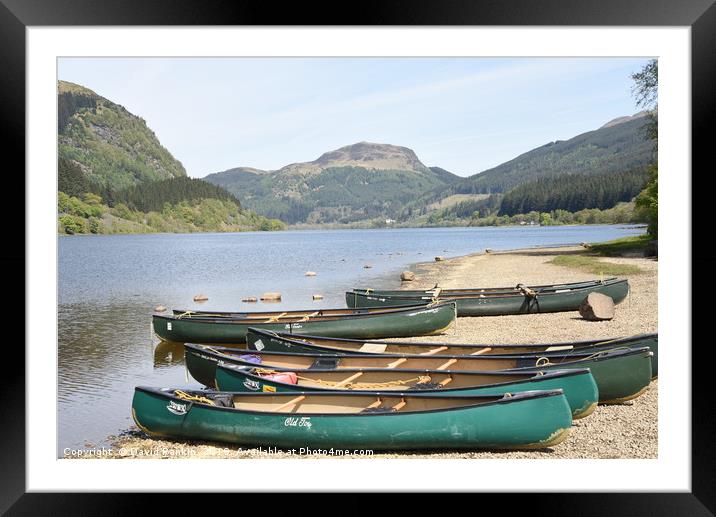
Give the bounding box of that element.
[173,389,215,405]
[252,368,433,389]
[175,311,194,319]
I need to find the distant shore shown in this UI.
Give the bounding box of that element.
[91,243,657,460]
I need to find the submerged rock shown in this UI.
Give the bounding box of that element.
[193,294,209,302]
[261,292,282,301]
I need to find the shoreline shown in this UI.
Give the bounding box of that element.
[58,222,648,237]
[90,242,657,460]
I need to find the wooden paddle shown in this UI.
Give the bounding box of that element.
[273,395,306,412]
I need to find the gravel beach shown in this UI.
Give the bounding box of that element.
[97,244,658,460]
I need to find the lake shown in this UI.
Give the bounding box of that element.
[58,225,645,453]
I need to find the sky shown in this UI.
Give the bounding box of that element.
[58,57,651,178]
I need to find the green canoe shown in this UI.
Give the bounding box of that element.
[131,387,573,450]
[184,344,652,404]
[153,301,457,344]
[345,277,629,316]
[214,363,599,418]
[353,278,621,297]
[245,328,658,377]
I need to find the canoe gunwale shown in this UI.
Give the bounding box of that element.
[188,342,652,365]
[246,328,657,353]
[134,385,567,417]
[352,277,620,296]
[348,278,629,302]
[215,362,591,393]
[167,301,456,322]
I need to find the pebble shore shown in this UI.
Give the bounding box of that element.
[99,244,658,459]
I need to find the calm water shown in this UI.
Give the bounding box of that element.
[58,225,645,453]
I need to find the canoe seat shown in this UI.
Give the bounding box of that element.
[359,343,388,353]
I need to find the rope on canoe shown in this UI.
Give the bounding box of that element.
[252,368,433,389]
[535,356,551,367]
[175,311,195,319]
[517,284,538,298]
[535,346,632,367]
[173,390,215,405]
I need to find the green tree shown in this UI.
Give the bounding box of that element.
[631,59,658,237]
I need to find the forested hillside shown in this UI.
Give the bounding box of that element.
[58,81,186,190]
[499,168,649,215]
[445,113,654,196]
[57,81,285,235]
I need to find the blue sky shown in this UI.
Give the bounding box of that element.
[58,57,651,178]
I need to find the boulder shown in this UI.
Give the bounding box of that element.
[193,294,209,302]
[485,248,493,254]
[363,264,373,269]
[242,296,258,303]
[261,292,282,301]
[312,294,324,300]
[434,256,445,262]
[578,292,615,321]
[305,271,317,276]
[154,305,167,313]
[400,271,416,281]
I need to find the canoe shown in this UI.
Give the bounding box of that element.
[246,328,659,377]
[352,278,620,297]
[153,301,457,344]
[131,387,573,450]
[214,363,599,418]
[345,277,630,316]
[185,344,652,404]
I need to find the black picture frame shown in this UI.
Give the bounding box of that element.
[4,0,712,513]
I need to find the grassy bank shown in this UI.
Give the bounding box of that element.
[548,255,644,275]
[588,234,653,256]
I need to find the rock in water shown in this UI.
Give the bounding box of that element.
[193,294,209,302]
[305,271,317,276]
[363,264,373,269]
[312,294,324,300]
[401,271,415,281]
[154,305,167,313]
[579,292,615,321]
[485,248,493,254]
[261,292,282,301]
[242,296,258,303]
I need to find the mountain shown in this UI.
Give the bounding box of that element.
[58,80,187,190]
[444,113,655,197]
[57,81,286,235]
[204,142,461,224]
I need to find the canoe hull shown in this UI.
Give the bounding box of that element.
[153,302,457,344]
[346,279,630,316]
[186,345,652,404]
[246,329,658,377]
[131,387,573,450]
[214,365,599,419]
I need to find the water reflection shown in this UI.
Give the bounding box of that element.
[153,340,186,368]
